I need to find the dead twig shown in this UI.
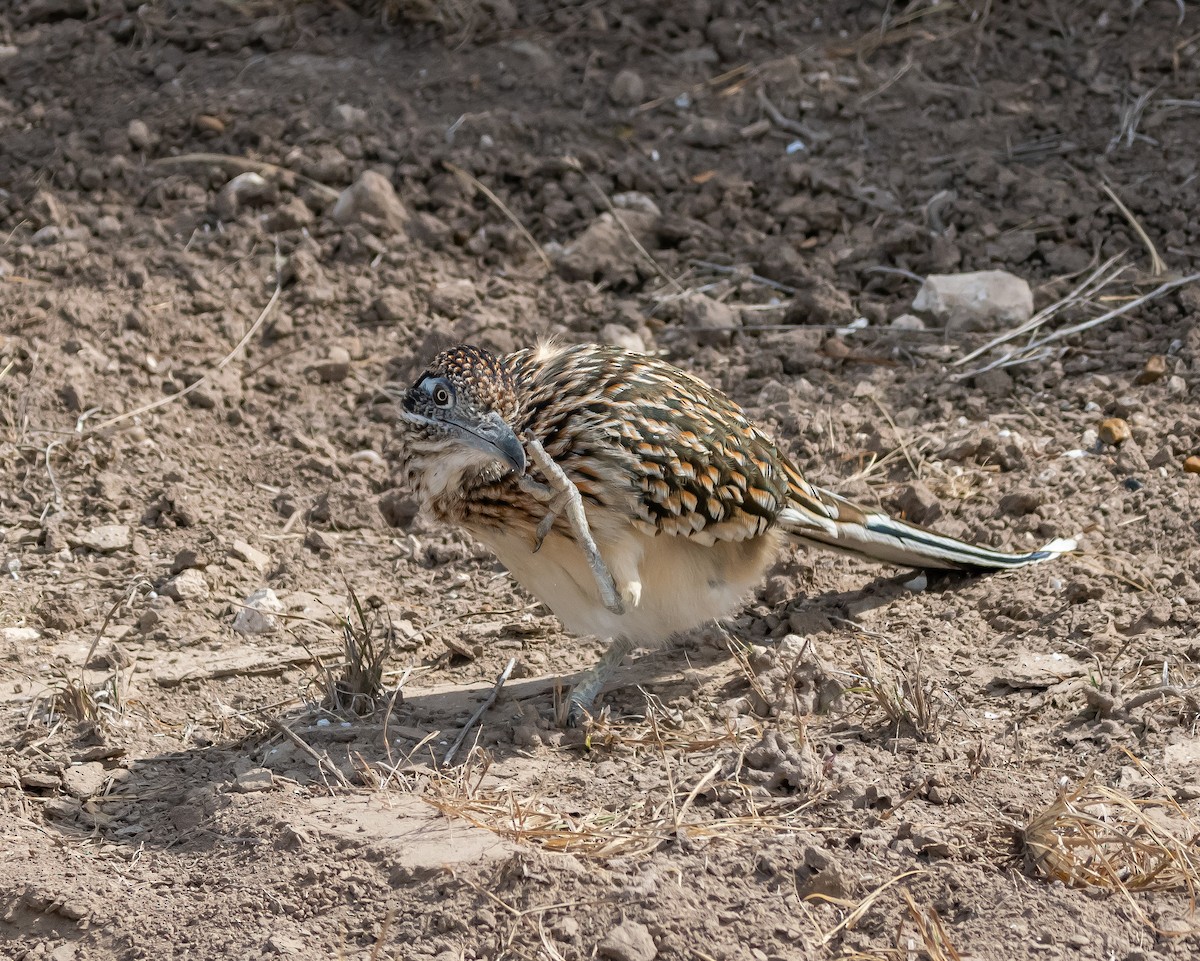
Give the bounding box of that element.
[564,156,686,294]
[443,161,552,270]
[442,656,516,766]
[1101,182,1166,277]
[271,718,351,788]
[95,269,282,431]
[150,153,340,201]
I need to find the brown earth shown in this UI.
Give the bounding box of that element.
[3,1,1200,959]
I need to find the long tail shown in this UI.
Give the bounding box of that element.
[777,471,1076,572]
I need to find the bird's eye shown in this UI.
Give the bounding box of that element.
[432,384,452,407]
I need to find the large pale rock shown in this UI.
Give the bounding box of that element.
[163,568,210,603]
[76,525,132,553]
[599,920,657,961]
[330,170,410,233]
[912,270,1033,332]
[232,588,283,635]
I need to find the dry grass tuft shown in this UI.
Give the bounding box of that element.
[850,649,945,742]
[318,590,396,715]
[899,888,963,961]
[1023,778,1200,933]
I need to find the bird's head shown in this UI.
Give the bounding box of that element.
[399,345,526,484]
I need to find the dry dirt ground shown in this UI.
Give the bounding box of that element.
[3,2,1200,959]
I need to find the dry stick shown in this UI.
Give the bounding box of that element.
[150,153,341,201]
[814,869,925,946]
[959,271,1200,380]
[634,62,753,113]
[95,279,282,431]
[1101,182,1167,277]
[442,656,516,767]
[442,161,552,270]
[755,87,822,140]
[954,254,1127,368]
[271,718,351,788]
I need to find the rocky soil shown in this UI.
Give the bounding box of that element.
[2,2,1199,959]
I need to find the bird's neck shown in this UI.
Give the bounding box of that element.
[401,438,511,518]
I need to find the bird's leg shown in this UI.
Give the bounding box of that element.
[521,435,625,617]
[566,636,633,727]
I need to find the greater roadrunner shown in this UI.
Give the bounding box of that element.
[397,342,1074,723]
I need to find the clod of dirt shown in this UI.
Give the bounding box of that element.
[427,278,478,316]
[741,728,818,794]
[785,276,856,326]
[61,762,110,800]
[678,292,740,345]
[229,539,270,571]
[746,636,842,718]
[598,919,656,961]
[608,69,645,106]
[911,269,1033,332]
[264,196,314,232]
[999,489,1045,516]
[555,210,659,287]
[896,482,942,525]
[378,490,419,529]
[74,524,131,553]
[233,768,274,793]
[330,170,410,234]
[162,569,210,604]
[1098,417,1131,446]
[232,588,283,636]
[170,548,207,573]
[311,346,352,383]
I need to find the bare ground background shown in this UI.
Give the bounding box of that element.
[2,1,1200,959]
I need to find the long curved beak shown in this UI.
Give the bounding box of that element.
[464,411,526,475]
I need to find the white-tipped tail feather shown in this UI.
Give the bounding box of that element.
[779,487,1077,572]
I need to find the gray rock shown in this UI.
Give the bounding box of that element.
[230,540,270,571]
[77,524,132,553]
[598,919,656,961]
[330,170,410,233]
[126,118,155,151]
[329,103,368,130]
[609,69,645,106]
[232,588,283,635]
[234,768,274,793]
[912,270,1033,332]
[215,171,276,221]
[162,568,210,603]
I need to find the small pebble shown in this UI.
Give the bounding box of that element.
[1135,354,1167,384]
[608,69,645,106]
[1097,418,1130,446]
[1184,455,1200,474]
